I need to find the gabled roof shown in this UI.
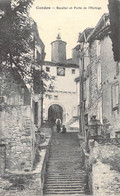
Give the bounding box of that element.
[33,21,45,49]
[78,28,94,43]
[42,61,79,68]
[87,13,110,42]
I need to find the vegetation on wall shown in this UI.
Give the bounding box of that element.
[0,0,34,78]
[0,0,54,94]
[108,0,120,62]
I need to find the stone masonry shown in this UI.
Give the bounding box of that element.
[88,40,102,118]
[88,141,120,196]
[0,68,37,172]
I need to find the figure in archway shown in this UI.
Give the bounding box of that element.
[48,104,63,126]
[56,118,61,132]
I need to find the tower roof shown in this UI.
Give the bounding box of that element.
[56,33,61,40]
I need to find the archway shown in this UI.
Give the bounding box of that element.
[48,104,63,124]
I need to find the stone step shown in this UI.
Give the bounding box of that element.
[46,180,85,183]
[47,161,82,163]
[48,159,83,161]
[47,171,85,174]
[44,187,85,192]
[47,172,85,175]
[45,184,86,188]
[45,184,86,187]
[46,178,85,181]
[45,181,85,185]
[44,189,85,193]
[46,179,85,182]
[44,195,84,196]
[46,175,86,178]
[47,174,85,176]
[46,177,86,180]
[46,173,85,175]
[44,194,85,195]
[44,190,85,194]
[43,132,88,195]
[45,185,85,188]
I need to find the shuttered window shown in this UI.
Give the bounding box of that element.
[112,84,119,116]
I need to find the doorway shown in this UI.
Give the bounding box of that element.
[48,104,63,124]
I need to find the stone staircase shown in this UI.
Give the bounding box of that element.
[43,132,89,195]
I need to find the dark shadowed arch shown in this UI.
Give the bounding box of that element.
[48,104,63,124]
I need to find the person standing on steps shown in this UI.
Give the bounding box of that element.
[56,118,61,132]
[61,125,66,133]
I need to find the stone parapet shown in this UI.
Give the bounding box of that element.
[0,133,51,196]
[0,105,36,172]
[81,139,120,196]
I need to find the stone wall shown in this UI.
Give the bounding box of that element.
[87,41,102,118]
[0,68,38,173]
[101,36,120,137]
[85,141,120,196]
[0,105,37,172]
[0,130,52,196]
[0,68,31,106]
[101,36,116,122]
[0,145,6,176]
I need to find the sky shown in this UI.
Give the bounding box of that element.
[30,0,109,61]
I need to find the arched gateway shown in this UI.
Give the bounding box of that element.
[48,104,63,124]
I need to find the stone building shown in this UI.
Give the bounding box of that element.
[74,76,80,129]
[0,22,45,174]
[42,34,79,128]
[32,21,46,127]
[78,13,120,138]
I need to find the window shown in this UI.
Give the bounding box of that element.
[86,77,90,108]
[96,40,101,57]
[49,95,52,99]
[83,81,86,101]
[72,69,75,74]
[97,101,102,123]
[46,67,50,72]
[116,62,119,75]
[19,95,24,105]
[34,102,38,126]
[36,51,40,61]
[112,84,119,111]
[97,63,101,89]
[54,95,58,100]
[84,114,88,126]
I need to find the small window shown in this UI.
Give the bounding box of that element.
[112,84,119,115]
[36,51,40,61]
[54,95,58,100]
[97,101,102,123]
[96,40,101,57]
[46,67,50,72]
[116,62,119,75]
[49,95,52,99]
[97,63,101,89]
[72,69,75,74]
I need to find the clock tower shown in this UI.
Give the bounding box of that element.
[51,34,67,63]
[42,34,79,129]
